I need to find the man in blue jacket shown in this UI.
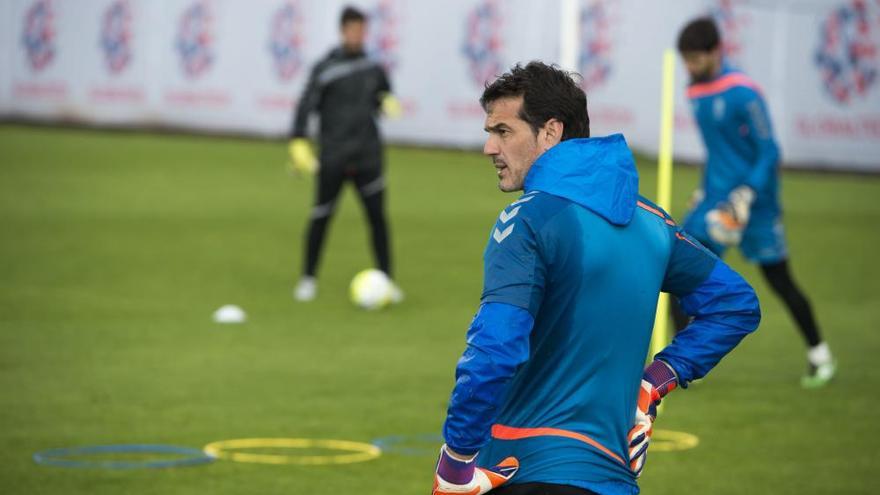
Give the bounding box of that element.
[431,62,761,495]
[676,17,835,388]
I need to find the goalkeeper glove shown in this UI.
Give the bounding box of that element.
[728,185,755,225]
[287,138,318,176]
[432,444,518,495]
[687,188,705,210]
[705,185,755,246]
[628,360,678,477]
[380,93,403,119]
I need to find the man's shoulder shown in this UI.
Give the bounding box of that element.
[498,191,572,225]
[312,50,381,85]
[634,195,676,225]
[488,191,572,245]
[309,54,334,77]
[688,70,764,102]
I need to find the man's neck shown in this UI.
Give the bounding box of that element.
[341,45,364,57]
[710,56,724,79]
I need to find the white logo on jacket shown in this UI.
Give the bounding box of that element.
[493,192,539,244]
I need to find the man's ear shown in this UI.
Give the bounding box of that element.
[540,119,564,151]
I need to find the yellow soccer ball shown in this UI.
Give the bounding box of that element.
[349,269,393,310]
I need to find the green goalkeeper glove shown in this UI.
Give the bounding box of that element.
[380,93,403,119]
[287,138,318,176]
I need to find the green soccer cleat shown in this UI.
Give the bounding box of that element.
[801,360,837,389]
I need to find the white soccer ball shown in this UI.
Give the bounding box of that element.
[349,269,392,310]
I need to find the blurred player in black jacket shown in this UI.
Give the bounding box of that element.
[289,6,402,302]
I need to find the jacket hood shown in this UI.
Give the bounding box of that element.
[524,134,639,226]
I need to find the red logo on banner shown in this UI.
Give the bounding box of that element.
[175,1,215,79]
[21,0,56,72]
[367,0,399,74]
[269,1,305,82]
[709,0,751,67]
[815,0,879,104]
[462,0,504,88]
[100,0,133,75]
[578,0,614,91]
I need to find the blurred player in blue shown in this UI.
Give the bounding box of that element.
[431,62,761,495]
[676,17,836,388]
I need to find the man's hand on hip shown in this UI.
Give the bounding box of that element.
[432,444,518,495]
[628,360,678,477]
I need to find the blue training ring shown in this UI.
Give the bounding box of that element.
[371,433,443,456]
[33,444,215,469]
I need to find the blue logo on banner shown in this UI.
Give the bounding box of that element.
[815,0,879,104]
[462,0,504,88]
[175,1,214,79]
[21,0,56,72]
[578,0,613,90]
[367,0,398,73]
[100,0,133,75]
[268,1,305,81]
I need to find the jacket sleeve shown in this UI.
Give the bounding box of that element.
[290,62,324,138]
[376,66,392,102]
[658,227,761,386]
[442,302,533,455]
[740,89,780,192]
[443,205,546,454]
[480,204,547,316]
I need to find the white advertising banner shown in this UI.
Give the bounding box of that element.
[1,0,878,171]
[9,0,85,119]
[241,0,330,136]
[381,0,562,147]
[152,0,250,133]
[0,1,14,115]
[74,0,156,124]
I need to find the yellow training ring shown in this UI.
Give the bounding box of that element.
[203,438,382,465]
[649,429,700,452]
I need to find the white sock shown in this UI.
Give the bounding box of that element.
[808,342,832,366]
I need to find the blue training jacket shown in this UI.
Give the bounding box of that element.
[442,135,761,495]
[687,62,780,215]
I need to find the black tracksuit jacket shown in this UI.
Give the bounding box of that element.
[291,47,391,171]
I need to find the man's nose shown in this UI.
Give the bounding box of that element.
[483,136,499,156]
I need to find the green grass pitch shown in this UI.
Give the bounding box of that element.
[1,124,878,494]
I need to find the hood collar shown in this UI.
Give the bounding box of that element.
[523,134,639,226]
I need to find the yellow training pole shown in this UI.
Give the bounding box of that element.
[650,49,676,362]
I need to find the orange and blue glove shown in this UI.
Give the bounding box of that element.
[628,360,678,477]
[432,444,518,495]
[706,185,755,246]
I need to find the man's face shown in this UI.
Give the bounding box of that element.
[681,49,721,83]
[483,97,543,193]
[341,20,366,53]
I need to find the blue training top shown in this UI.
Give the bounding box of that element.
[687,62,781,215]
[442,135,760,495]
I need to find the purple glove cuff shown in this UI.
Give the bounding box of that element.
[644,360,678,397]
[436,445,476,485]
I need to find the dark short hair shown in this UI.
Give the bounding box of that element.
[480,61,590,140]
[340,6,366,27]
[677,17,721,53]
